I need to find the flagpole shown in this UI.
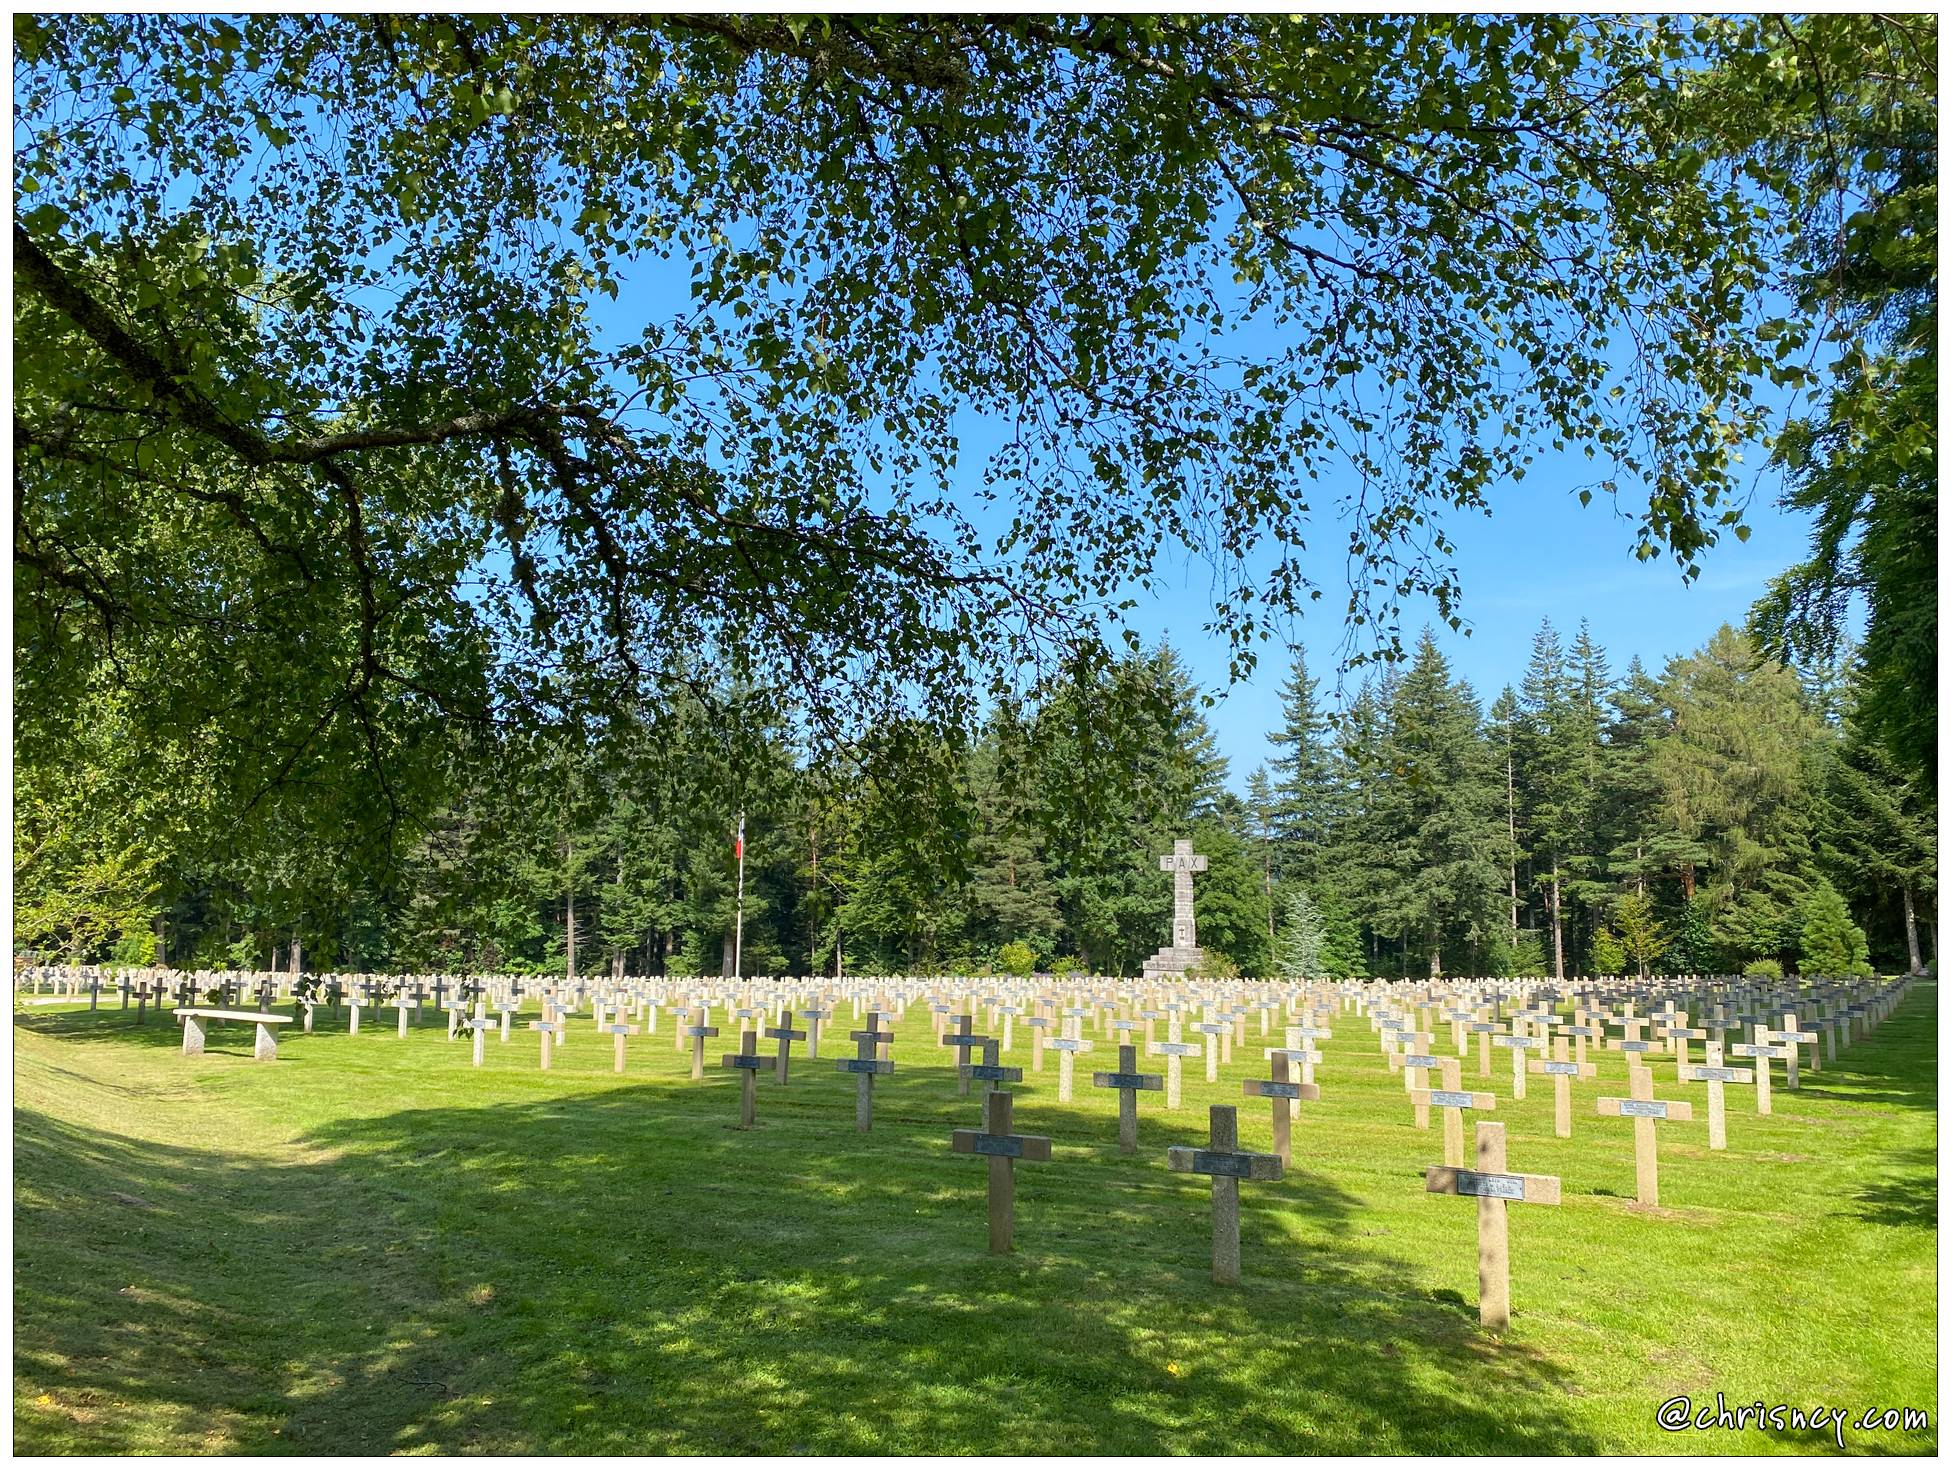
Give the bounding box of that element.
[733,811,746,979]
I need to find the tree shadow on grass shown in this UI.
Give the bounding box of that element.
[16,1085,1601,1454]
[16,1020,1600,1453]
[1850,1146,1937,1229]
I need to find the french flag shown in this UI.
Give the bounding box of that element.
[735,814,745,863]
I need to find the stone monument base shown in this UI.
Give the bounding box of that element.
[1142,945,1207,980]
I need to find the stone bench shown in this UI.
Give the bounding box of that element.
[176,1009,293,1061]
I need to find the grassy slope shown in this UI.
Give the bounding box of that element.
[13,982,1937,1454]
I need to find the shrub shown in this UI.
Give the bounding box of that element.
[997,940,1036,977]
[1742,957,1784,979]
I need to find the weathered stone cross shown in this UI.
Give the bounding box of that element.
[1243,1052,1320,1167]
[1093,1043,1163,1153]
[837,1011,895,1130]
[1597,1065,1693,1205]
[765,1007,806,1085]
[1424,1120,1560,1331]
[1167,1104,1282,1285]
[722,1029,770,1127]
[950,1089,1054,1254]
[940,1014,990,1097]
[686,1006,719,1081]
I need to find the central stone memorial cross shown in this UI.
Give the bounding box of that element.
[1093,1042,1163,1153]
[1243,1052,1320,1167]
[1424,1120,1560,1331]
[941,1015,990,1097]
[1143,838,1210,978]
[950,1089,1053,1254]
[722,1029,770,1128]
[1167,1105,1282,1285]
[1597,1064,1693,1205]
[687,1006,720,1081]
[837,1011,895,1131]
[765,1007,807,1085]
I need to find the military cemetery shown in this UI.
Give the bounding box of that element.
[14,11,1935,1460]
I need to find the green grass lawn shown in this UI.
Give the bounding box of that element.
[13,983,1937,1454]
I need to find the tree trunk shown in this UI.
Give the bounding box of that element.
[291,932,302,981]
[1903,883,1923,973]
[1505,740,1518,943]
[1680,860,1695,901]
[1549,866,1565,980]
[154,915,167,968]
[566,885,577,984]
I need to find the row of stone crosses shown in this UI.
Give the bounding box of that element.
[20,959,1909,1330]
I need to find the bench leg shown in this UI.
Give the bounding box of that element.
[183,1016,206,1057]
[255,1023,277,1061]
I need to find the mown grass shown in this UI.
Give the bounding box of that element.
[13,981,1937,1454]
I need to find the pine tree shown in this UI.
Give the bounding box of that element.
[1274,888,1329,976]
[1799,878,1873,976]
[1266,646,1340,888]
[1366,631,1504,976]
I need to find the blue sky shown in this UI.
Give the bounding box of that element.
[1122,465,1818,783]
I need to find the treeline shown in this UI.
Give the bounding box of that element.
[17,614,1932,982]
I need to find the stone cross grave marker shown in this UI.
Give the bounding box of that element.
[1149,1037,1200,1110]
[687,1006,720,1081]
[1411,1056,1497,1167]
[1684,1041,1754,1150]
[1194,1017,1229,1083]
[950,1089,1053,1254]
[1658,1011,1707,1076]
[765,1007,807,1085]
[462,999,492,1067]
[1494,1027,1543,1100]
[1424,1121,1560,1331]
[1243,1052,1320,1167]
[941,1014,989,1097]
[722,1029,770,1128]
[1093,1042,1163,1153]
[1048,1024,1094,1102]
[529,1014,557,1070]
[837,1010,895,1132]
[1596,1064,1693,1205]
[798,1007,827,1059]
[964,1038,1024,1092]
[1527,1036,1596,1139]
[1468,1013,1501,1076]
[1728,1023,1788,1116]
[602,1018,640,1074]
[1774,1011,1820,1089]
[1167,1104,1282,1285]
